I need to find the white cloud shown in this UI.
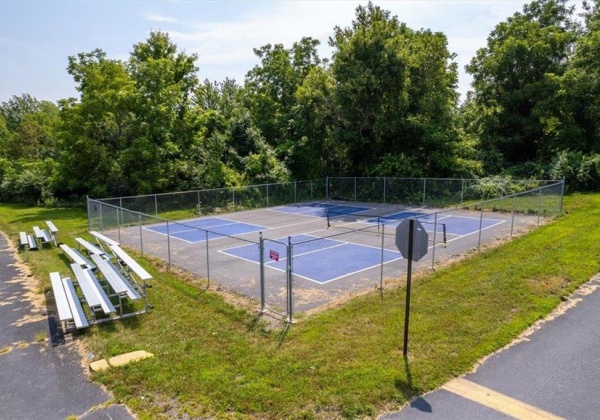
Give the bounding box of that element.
[145,13,180,24]
[163,0,568,97]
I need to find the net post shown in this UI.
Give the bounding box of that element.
[259,232,265,312]
[443,223,447,245]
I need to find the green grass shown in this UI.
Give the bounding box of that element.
[1,194,599,418]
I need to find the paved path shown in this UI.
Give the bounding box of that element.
[0,232,133,419]
[383,275,600,419]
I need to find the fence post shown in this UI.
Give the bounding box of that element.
[205,230,210,284]
[383,177,386,203]
[380,223,385,293]
[294,181,297,203]
[139,214,144,255]
[117,204,121,243]
[154,195,158,216]
[266,184,269,208]
[537,188,542,225]
[166,221,171,267]
[287,236,293,323]
[99,203,104,232]
[354,177,357,202]
[478,208,483,251]
[232,188,236,208]
[86,197,91,232]
[119,198,123,240]
[511,195,516,237]
[461,179,465,204]
[310,180,313,201]
[422,178,427,207]
[559,179,565,214]
[259,232,265,312]
[431,213,438,269]
[326,176,329,200]
[197,190,201,213]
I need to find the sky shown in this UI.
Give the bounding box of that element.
[0,0,544,104]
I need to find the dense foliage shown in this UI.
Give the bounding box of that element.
[1,0,599,205]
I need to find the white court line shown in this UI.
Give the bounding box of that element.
[220,233,404,284]
[142,218,266,244]
[269,203,375,217]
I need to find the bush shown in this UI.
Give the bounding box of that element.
[550,150,600,191]
[0,158,57,205]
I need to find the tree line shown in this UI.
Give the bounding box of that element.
[1,0,599,205]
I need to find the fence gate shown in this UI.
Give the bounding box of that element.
[260,236,292,321]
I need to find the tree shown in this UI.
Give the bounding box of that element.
[542,0,600,155]
[329,2,459,176]
[465,0,578,169]
[126,31,200,193]
[56,50,135,197]
[291,66,341,178]
[244,37,322,151]
[57,32,201,197]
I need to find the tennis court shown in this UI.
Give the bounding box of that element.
[92,193,553,316]
[222,234,401,284]
[362,210,505,236]
[145,217,265,243]
[271,202,372,218]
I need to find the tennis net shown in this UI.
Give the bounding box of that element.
[325,209,447,245]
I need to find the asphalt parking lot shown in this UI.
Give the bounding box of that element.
[383,275,600,419]
[0,232,133,419]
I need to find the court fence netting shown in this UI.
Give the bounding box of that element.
[87,177,565,322]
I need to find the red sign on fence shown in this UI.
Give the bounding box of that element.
[269,250,279,261]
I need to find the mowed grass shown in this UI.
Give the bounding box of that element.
[1,193,599,418]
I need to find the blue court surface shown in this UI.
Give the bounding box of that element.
[145,217,265,243]
[272,202,371,218]
[370,211,504,236]
[221,234,401,284]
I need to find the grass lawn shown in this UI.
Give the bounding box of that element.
[1,193,599,419]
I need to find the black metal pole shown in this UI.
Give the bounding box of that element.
[403,219,414,357]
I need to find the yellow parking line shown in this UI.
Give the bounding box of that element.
[442,377,564,420]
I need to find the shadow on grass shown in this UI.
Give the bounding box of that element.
[393,356,424,405]
[12,207,86,225]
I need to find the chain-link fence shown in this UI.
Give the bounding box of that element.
[88,177,564,321]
